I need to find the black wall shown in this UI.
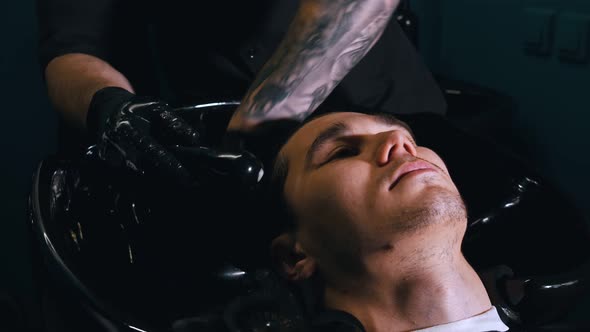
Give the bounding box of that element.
[1,0,56,330]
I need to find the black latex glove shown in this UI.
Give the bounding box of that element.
[87,87,200,185]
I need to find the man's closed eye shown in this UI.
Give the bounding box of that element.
[325,146,359,164]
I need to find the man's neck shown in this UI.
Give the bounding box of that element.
[323,242,491,332]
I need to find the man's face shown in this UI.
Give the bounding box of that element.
[279,112,466,275]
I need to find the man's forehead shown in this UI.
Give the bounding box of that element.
[282,112,361,156]
[281,111,410,165]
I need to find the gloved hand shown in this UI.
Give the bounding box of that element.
[87,86,200,185]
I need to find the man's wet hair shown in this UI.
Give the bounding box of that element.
[254,106,336,237]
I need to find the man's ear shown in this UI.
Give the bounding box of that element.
[271,233,317,281]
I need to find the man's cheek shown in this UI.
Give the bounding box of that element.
[418,148,449,174]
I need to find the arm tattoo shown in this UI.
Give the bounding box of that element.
[309,84,331,114]
[331,14,390,81]
[236,0,399,123]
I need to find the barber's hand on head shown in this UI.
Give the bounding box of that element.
[87,86,200,185]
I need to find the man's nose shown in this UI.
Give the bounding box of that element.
[375,130,417,166]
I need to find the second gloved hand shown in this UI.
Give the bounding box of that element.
[87,86,200,185]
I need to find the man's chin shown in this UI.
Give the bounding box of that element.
[385,187,467,235]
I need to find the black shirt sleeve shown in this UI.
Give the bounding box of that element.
[36,0,120,72]
[332,19,447,115]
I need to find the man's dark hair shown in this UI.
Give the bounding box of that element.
[258,106,340,235]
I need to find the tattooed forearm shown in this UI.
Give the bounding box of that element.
[229,0,400,130]
[309,84,331,113]
[331,14,390,82]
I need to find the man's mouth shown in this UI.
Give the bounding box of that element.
[388,160,437,190]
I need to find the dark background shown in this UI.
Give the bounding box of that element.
[1,0,589,330]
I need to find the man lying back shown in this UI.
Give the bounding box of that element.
[267,111,510,331]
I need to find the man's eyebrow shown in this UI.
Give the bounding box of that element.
[305,121,349,169]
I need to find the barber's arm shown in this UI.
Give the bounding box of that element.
[45,55,201,185]
[227,0,401,132]
[45,53,133,130]
[38,0,200,185]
